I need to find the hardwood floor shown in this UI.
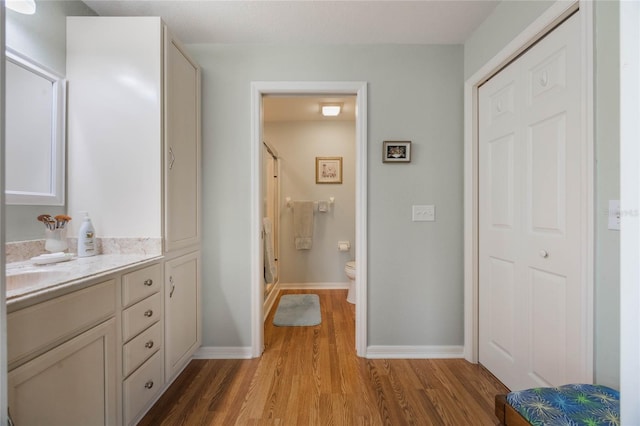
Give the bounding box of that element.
[139,290,508,425]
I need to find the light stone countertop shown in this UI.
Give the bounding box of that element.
[6,253,163,311]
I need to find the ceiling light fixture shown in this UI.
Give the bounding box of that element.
[6,0,36,14]
[321,104,342,117]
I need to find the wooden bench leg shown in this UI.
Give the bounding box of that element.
[495,394,507,425]
[495,394,531,426]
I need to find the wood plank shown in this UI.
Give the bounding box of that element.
[140,290,508,425]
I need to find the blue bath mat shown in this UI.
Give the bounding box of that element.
[273,294,321,326]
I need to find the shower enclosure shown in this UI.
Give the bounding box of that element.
[262,141,280,316]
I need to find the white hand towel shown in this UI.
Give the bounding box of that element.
[318,201,328,212]
[293,201,314,250]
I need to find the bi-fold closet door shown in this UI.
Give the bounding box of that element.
[478,12,588,391]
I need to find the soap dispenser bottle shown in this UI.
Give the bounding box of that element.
[77,211,96,257]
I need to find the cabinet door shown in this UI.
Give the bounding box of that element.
[8,319,117,426]
[164,26,201,252]
[165,252,201,379]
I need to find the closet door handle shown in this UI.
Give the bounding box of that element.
[169,276,175,298]
[169,147,175,170]
[539,71,549,87]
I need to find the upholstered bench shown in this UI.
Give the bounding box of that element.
[495,384,620,426]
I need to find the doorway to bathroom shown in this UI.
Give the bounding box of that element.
[262,95,356,315]
[250,82,368,358]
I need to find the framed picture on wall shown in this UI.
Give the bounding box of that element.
[316,157,343,184]
[383,141,411,163]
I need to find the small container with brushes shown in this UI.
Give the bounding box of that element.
[37,214,72,253]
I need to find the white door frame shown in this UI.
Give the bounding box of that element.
[620,1,640,422]
[463,0,594,374]
[0,4,7,422]
[250,81,368,357]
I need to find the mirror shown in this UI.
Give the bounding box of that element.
[5,47,66,205]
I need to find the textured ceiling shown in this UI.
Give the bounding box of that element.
[82,1,499,120]
[83,1,500,45]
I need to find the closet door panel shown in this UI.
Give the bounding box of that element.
[479,12,587,391]
[478,58,523,390]
[528,268,567,386]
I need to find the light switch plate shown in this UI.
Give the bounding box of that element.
[608,200,620,230]
[412,205,435,222]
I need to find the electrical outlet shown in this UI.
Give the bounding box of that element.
[608,200,620,231]
[412,205,435,222]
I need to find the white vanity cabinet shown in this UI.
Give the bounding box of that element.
[66,17,201,253]
[7,280,118,425]
[165,251,201,379]
[121,263,164,425]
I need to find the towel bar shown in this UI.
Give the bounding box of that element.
[285,196,335,209]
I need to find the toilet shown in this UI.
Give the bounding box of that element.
[345,261,356,304]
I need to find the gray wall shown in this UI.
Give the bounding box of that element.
[265,120,355,284]
[5,1,95,242]
[463,0,555,80]
[190,44,464,347]
[464,0,620,389]
[594,0,620,390]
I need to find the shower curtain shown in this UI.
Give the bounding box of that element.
[263,142,279,299]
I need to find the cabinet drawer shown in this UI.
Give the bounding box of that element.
[123,350,164,426]
[8,279,116,366]
[122,292,161,342]
[123,321,162,377]
[122,263,162,307]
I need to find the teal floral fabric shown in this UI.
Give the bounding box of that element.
[506,384,620,426]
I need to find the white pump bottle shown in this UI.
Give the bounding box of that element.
[77,211,96,257]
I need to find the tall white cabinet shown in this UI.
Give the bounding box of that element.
[67,16,201,248]
[67,17,201,424]
[164,31,201,252]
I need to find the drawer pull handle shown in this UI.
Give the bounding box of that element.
[144,279,153,286]
[144,380,154,389]
[169,147,175,170]
[145,340,154,349]
[144,309,154,317]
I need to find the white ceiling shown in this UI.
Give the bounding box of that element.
[82,0,500,45]
[81,1,499,121]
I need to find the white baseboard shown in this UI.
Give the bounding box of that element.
[264,282,281,320]
[194,346,254,359]
[195,345,463,360]
[279,282,349,290]
[366,345,464,359]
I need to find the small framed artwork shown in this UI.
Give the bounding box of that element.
[383,141,412,163]
[316,157,343,184]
